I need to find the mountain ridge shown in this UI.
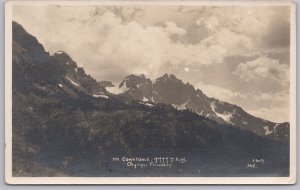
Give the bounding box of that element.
[108,73,289,141]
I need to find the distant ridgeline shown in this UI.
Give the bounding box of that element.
[12,21,289,177]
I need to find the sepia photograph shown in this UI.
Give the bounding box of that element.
[5,0,296,184]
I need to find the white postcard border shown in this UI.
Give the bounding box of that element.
[4,0,297,184]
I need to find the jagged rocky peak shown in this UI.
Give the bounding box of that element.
[52,50,77,69]
[155,73,194,89]
[195,89,205,96]
[154,73,195,103]
[118,73,199,104]
[156,73,180,82]
[76,67,86,76]
[119,74,152,88]
[13,21,48,58]
[163,73,176,79]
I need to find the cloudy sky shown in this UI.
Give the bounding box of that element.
[13,4,291,122]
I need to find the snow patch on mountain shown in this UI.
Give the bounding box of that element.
[263,126,273,135]
[196,110,204,115]
[106,85,129,94]
[66,76,80,86]
[274,123,279,130]
[139,102,154,107]
[210,101,233,124]
[93,94,109,99]
[56,51,64,54]
[173,99,190,110]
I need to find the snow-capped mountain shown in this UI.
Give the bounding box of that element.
[110,73,289,141]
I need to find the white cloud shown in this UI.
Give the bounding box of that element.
[196,82,246,102]
[234,56,289,86]
[184,67,189,72]
[13,6,278,81]
[204,16,219,31]
[248,106,289,124]
[13,6,233,81]
[201,28,255,57]
[164,21,186,35]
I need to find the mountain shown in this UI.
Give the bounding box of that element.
[13,22,107,99]
[111,74,289,142]
[11,21,289,177]
[52,50,107,94]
